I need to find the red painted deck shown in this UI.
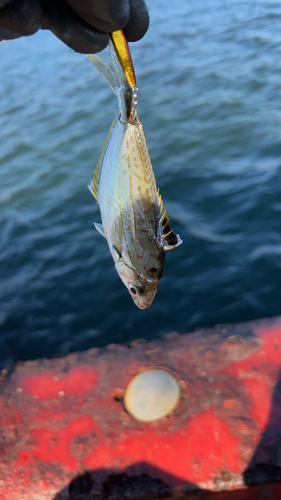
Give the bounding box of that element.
[1,317,281,499]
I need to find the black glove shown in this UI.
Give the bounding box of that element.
[0,0,43,40]
[0,0,149,53]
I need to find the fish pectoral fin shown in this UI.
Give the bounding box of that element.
[112,245,121,259]
[94,223,106,238]
[111,213,123,259]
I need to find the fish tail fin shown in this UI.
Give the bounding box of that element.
[157,189,183,251]
[88,55,121,96]
[88,46,131,121]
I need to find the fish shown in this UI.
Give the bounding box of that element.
[88,45,182,309]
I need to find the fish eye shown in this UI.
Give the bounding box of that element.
[150,267,157,273]
[129,286,137,295]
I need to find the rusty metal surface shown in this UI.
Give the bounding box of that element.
[1,317,281,499]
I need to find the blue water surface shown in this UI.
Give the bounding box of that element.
[1,0,281,367]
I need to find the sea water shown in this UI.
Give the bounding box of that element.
[1,0,281,367]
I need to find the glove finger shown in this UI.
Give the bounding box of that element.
[66,0,130,33]
[0,0,12,7]
[41,0,109,54]
[123,0,149,42]
[0,0,43,36]
[0,25,21,40]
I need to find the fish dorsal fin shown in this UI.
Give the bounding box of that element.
[88,113,117,202]
[162,230,183,251]
[157,188,167,219]
[94,223,106,238]
[157,189,183,251]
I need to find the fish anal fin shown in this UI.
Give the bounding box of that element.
[88,182,98,202]
[94,222,106,238]
[89,113,117,202]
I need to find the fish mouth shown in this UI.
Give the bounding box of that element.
[132,285,158,310]
[135,301,148,310]
[133,297,153,310]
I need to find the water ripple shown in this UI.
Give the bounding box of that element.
[0,0,281,367]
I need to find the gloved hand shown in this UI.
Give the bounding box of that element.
[0,0,149,53]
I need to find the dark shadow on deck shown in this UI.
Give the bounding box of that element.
[52,462,281,500]
[243,367,281,487]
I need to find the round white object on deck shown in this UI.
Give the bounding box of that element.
[124,369,181,422]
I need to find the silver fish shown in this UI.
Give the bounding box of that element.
[88,47,182,309]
